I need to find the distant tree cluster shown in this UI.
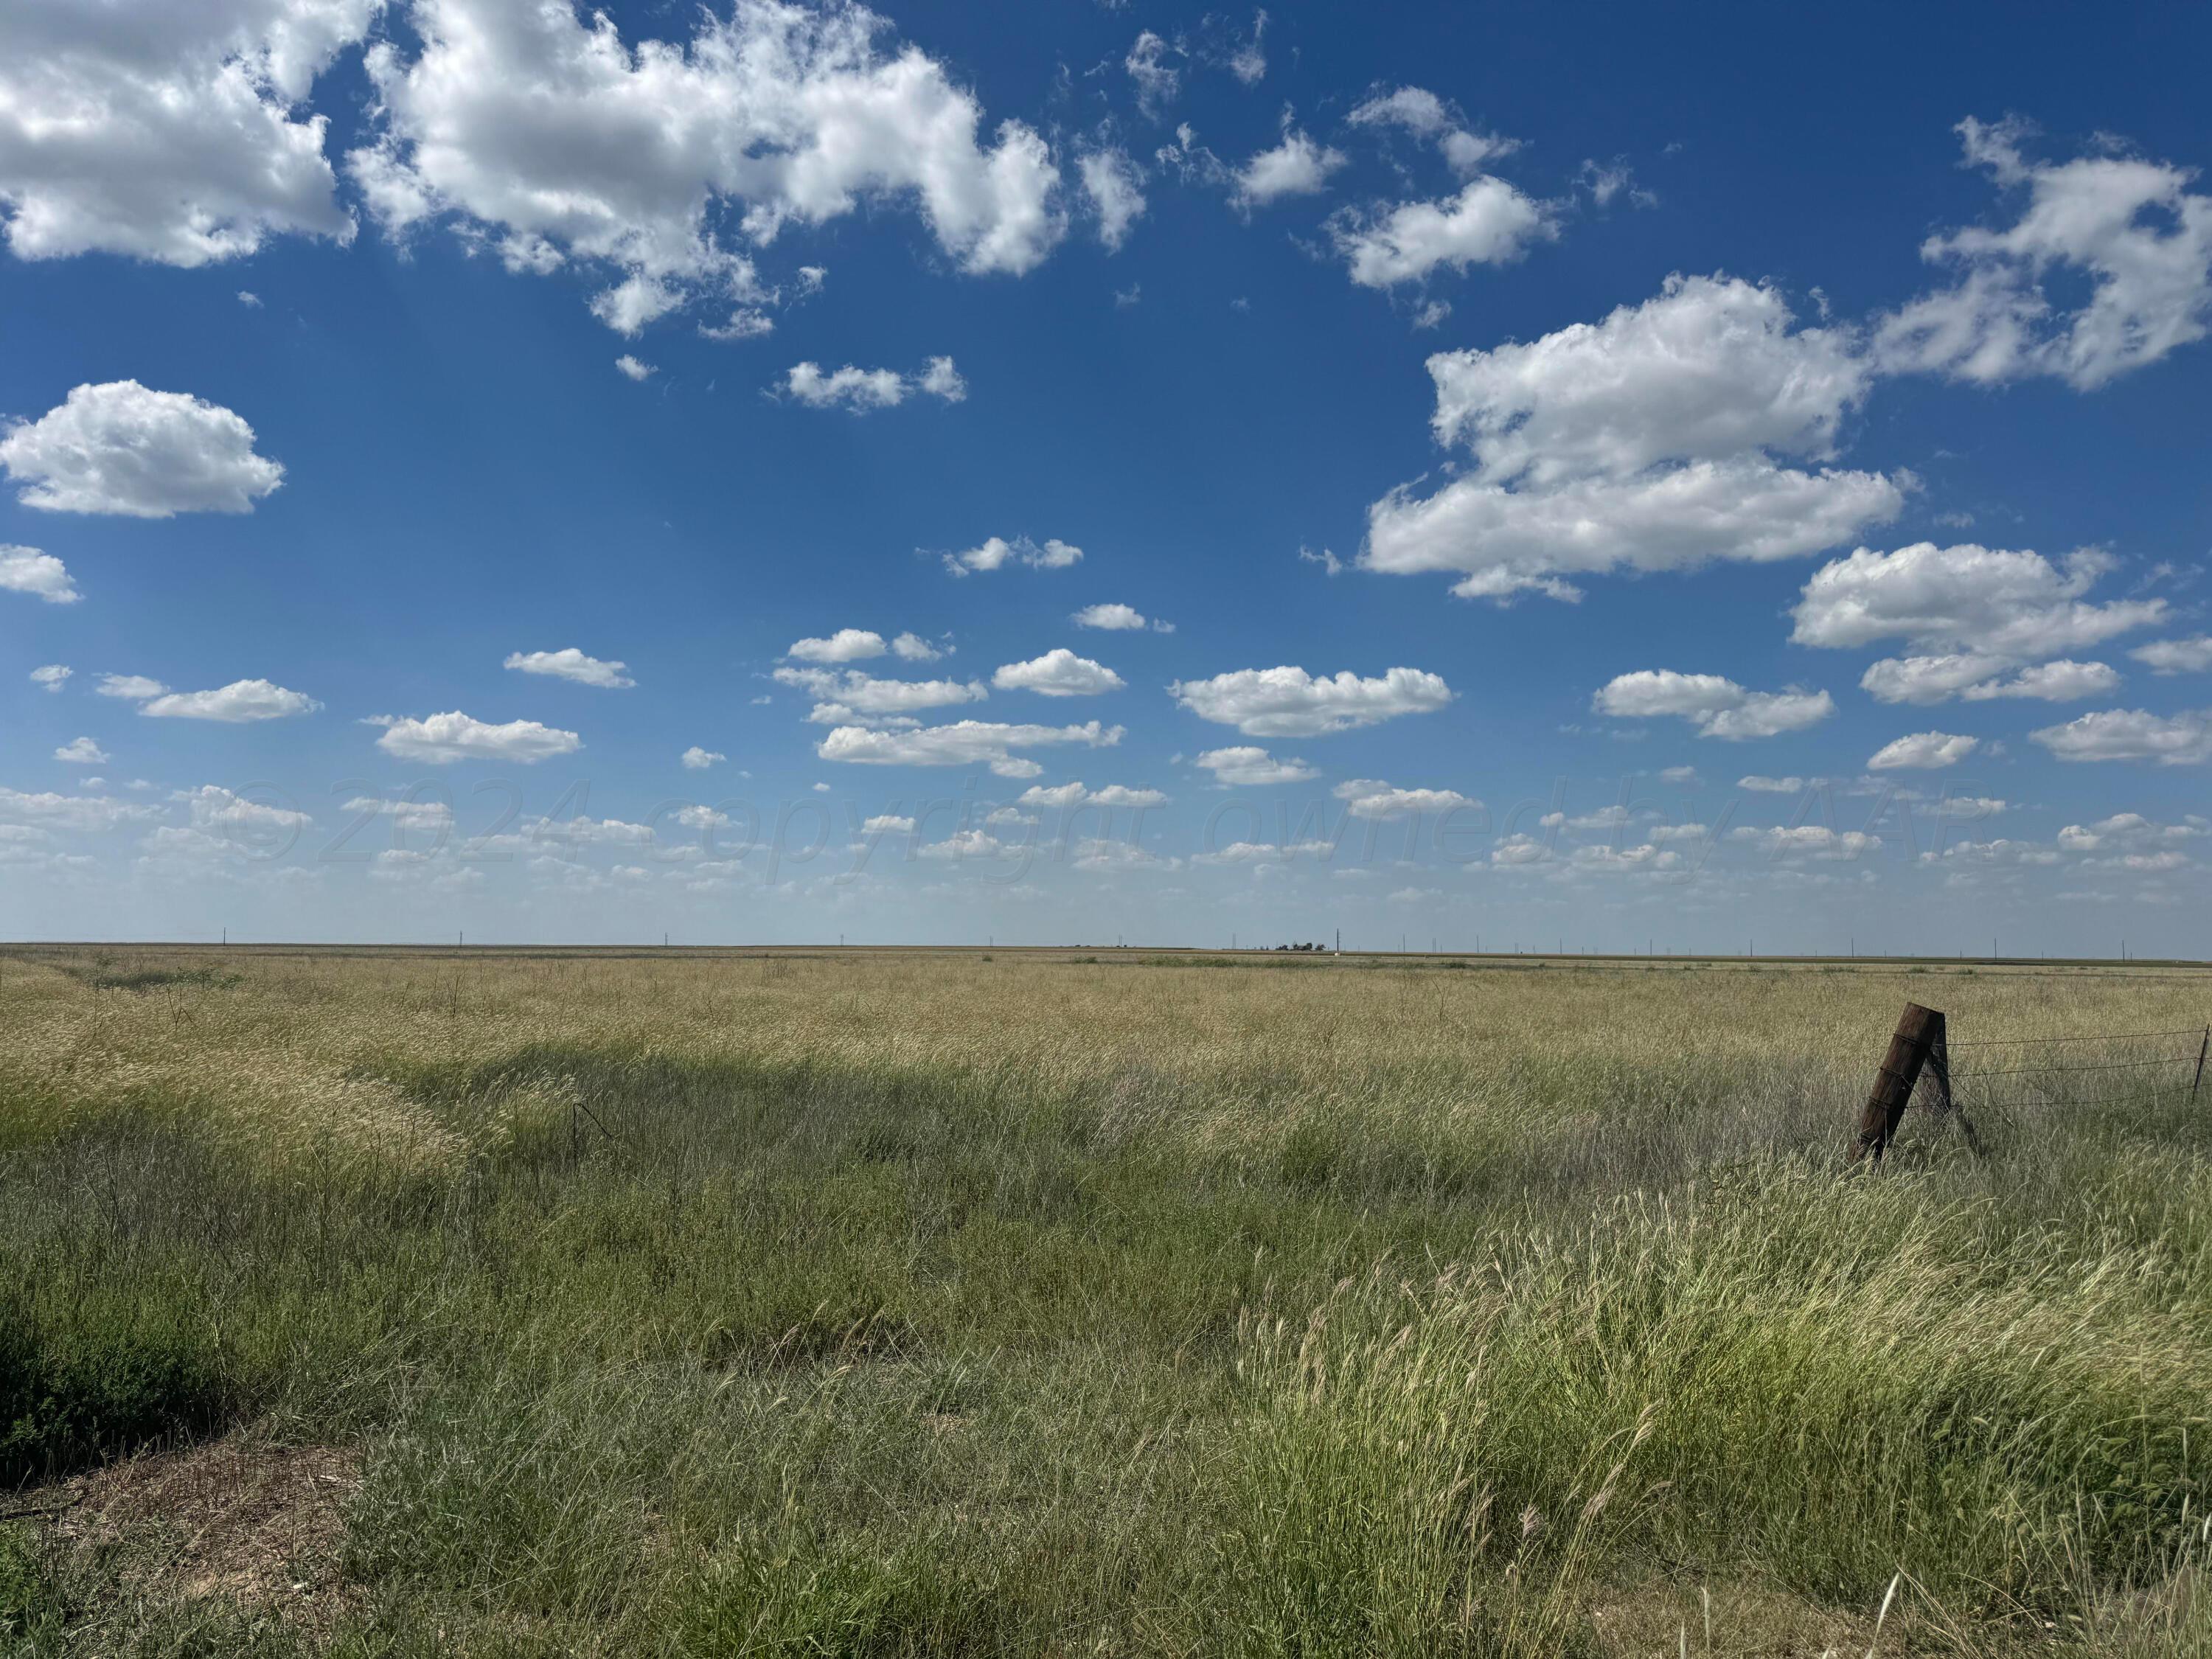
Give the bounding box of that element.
[1271,942,1329,953]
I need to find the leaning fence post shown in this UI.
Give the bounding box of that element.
[2193,1026,2209,1104]
[1921,1018,1984,1155]
[1854,1002,1944,1162]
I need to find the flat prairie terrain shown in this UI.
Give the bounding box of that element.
[3,947,2211,1655]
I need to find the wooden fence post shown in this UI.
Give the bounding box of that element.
[2193,1026,2209,1105]
[1854,1002,1945,1162]
[1921,1018,1982,1154]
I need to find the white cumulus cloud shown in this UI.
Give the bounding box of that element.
[1364,276,1902,602]
[1332,175,1552,288]
[96,674,168,700]
[1192,745,1318,785]
[1369,458,1899,603]
[349,0,1062,330]
[1792,543,2163,659]
[773,665,986,720]
[1860,653,2121,705]
[1170,666,1453,737]
[1078,147,1147,250]
[1332,779,1478,819]
[0,0,375,266]
[782,358,963,411]
[702,307,775,342]
[1234,126,1346,208]
[1866,731,1980,771]
[0,545,80,603]
[504,648,636,689]
[54,737,109,765]
[1729,825,1882,860]
[370,711,582,764]
[2131,636,2212,676]
[1931,838,2058,869]
[992,649,1124,697]
[681,746,726,771]
[1072,602,1166,631]
[2054,812,2206,855]
[1595,670,1834,740]
[0,786,161,833]
[817,717,1121,777]
[1348,87,1455,139]
[1,381,284,516]
[1874,119,2212,390]
[139,679,321,721]
[943,535,1082,577]
[341,796,456,836]
[891,632,944,661]
[1429,274,1872,486]
[2031,708,2212,766]
[1018,782,1168,809]
[1344,87,1514,176]
[917,356,967,402]
[787,628,887,663]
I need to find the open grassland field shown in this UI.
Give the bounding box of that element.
[4,947,2212,1656]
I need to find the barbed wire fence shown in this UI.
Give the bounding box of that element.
[1855,1006,2211,1161]
[1945,1026,2211,1115]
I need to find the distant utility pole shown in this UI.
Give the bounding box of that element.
[1334,928,1340,954]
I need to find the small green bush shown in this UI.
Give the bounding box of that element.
[0,1310,228,1484]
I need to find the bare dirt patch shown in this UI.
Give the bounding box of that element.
[1590,1578,1885,1656]
[42,1435,360,1632]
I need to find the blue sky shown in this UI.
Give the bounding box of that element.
[1,0,2208,951]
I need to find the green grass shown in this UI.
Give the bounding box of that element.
[1,947,2210,1652]
[0,1524,68,1653]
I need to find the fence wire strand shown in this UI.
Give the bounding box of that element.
[1979,1086,2185,1113]
[1954,1055,2193,1081]
[1946,1026,2208,1049]
[1919,1020,2206,1130]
